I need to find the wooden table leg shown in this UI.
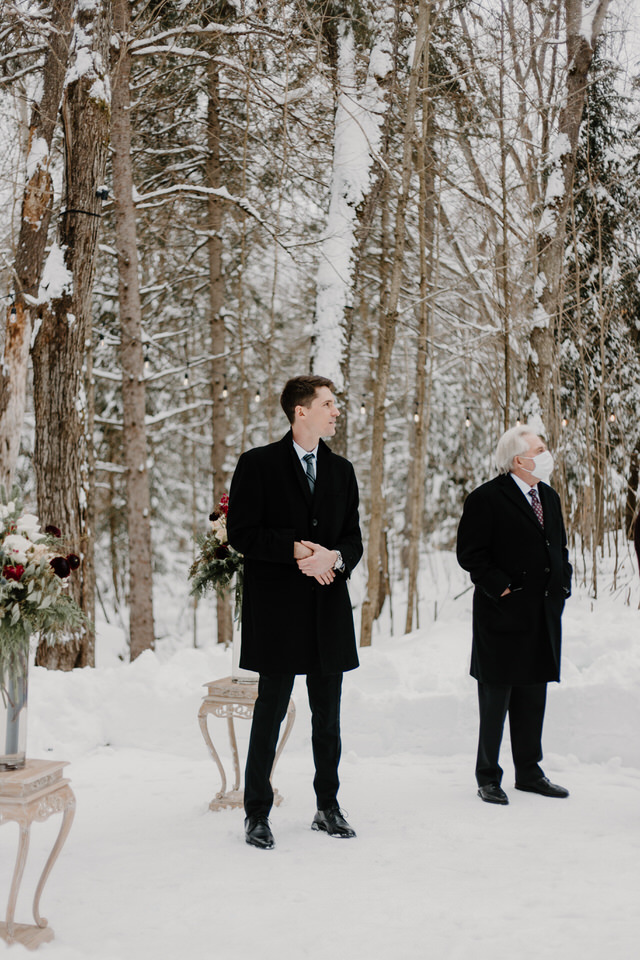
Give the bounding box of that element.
[6,822,31,941]
[32,791,76,929]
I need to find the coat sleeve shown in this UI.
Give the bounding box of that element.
[333,463,363,578]
[456,486,511,600]
[227,450,296,564]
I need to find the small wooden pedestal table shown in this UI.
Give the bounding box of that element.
[0,759,75,949]
[198,677,296,811]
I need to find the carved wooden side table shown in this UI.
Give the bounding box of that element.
[0,759,75,949]
[198,677,296,811]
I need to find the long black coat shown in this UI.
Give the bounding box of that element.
[227,431,362,675]
[456,473,572,685]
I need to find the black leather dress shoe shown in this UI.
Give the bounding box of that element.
[312,807,356,838]
[477,782,509,805]
[245,815,275,849]
[515,777,569,798]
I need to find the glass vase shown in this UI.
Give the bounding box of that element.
[0,649,29,770]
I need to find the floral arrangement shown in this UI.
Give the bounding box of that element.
[188,494,243,611]
[0,496,87,674]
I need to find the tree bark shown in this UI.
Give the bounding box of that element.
[0,0,74,492]
[112,0,155,660]
[205,55,232,645]
[32,0,111,669]
[528,0,611,433]
[360,0,430,647]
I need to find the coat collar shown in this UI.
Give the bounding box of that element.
[495,473,546,535]
[280,431,333,505]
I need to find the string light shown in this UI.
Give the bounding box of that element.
[360,397,366,415]
[9,303,17,321]
[144,351,151,374]
[465,408,471,428]
[255,389,261,403]
[183,367,190,387]
[608,412,616,423]
[516,413,522,427]
[413,402,420,424]
[221,382,228,400]
[561,417,568,427]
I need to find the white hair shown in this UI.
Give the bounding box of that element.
[495,425,539,474]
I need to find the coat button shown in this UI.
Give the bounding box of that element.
[312,518,318,527]
[544,567,550,574]
[544,590,549,597]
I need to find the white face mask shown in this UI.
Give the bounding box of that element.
[523,450,554,484]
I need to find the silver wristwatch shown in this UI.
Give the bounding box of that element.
[333,550,345,572]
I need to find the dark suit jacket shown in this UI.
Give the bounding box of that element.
[456,473,572,685]
[227,431,362,675]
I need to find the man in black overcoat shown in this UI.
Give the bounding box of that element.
[456,425,572,805]
[227,375,362,848]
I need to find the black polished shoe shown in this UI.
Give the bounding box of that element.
[477,782,509,805]
[245,815,275,849]
[515,777,569,798]
[312,806,356,838]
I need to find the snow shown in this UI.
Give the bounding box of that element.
[37,244,73,304]
[1,551,639,959]
[25,137,48,181]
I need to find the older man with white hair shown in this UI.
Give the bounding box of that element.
[456,425,572,805]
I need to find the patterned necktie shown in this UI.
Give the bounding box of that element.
[303,453,316,493]
[528,486,544,527]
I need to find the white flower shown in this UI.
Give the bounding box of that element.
[0,502,15,521]
[2,534,33,564]
[15,513,45,542]
[210,517,228,544]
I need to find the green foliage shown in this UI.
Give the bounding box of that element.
[188,531,243,600]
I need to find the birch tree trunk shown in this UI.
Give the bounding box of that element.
[206,55,232,645]
[360,0,430,647]
[112,0,155,660]
[528,0,611,432]
[32,0,111,669]
[0,0,74,491]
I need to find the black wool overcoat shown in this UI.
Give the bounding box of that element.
[456,473,572,685]
[227,431,363,675]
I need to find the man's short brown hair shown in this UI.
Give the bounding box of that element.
[280,375,336,424]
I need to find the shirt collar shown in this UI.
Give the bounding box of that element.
[293,439,319,462]
[510,472,537,497]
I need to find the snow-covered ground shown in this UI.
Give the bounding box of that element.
[1,550,639,959]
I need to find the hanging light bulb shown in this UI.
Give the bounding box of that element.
[360,397,366,415]
[183,368,190,387]
[465,408,471,428]
[516,413,522,427]
[561,417,568,427]
[609,412,616,423]
[255,389,261,403]
[144,351,151,374]
[9,303,17,321]
[221,382,228,400]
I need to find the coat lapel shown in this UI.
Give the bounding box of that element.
[312,440,332,512]
[281,431,313,505]
[497,473,545,535]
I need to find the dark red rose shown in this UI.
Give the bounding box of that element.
[66,554,80,570]
[208,511,220,522]
[50,556,70,578]
[3,564,24,582]
[219,494,229,516]
[45,525,62,538]
[214,546,229,560]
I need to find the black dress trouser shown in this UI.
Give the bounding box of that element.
[244,672,343,818]
[476,681,547,786]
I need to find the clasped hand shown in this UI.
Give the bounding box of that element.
[294,540,336,586]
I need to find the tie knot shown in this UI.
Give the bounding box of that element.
[303,453,314,465]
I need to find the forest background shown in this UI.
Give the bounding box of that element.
[0,0,638,669]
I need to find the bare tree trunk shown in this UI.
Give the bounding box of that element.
[361,0,430,647]
[528,0,611,432]
[0,0,74,490]
[112,0,155,661]
[32,0,111,669]
[206,56,232,645]
[405,43,436,636]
